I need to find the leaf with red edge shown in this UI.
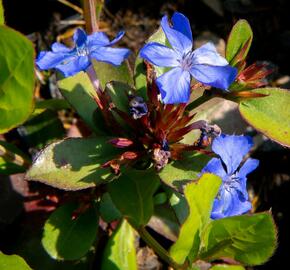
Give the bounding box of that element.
[239,88,290,147]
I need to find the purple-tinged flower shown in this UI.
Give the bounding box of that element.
[140,12,237,104]
[202,134,259,219]
[36,28,130,77]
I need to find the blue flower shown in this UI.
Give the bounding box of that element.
[139,12,237,104]
[202,134,259,219]
[36,28,130,77]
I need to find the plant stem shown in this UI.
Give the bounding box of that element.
[186,90,214,111]
[83,0,98,33]
[137,226,186,269]
[86,64,103,109]
[0,145,31,168]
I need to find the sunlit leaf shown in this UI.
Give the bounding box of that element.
[226,20,253,66]
[0,26,35,133]
[200,213,277,265]
[239,88,290,147]
[0,252,31,270]
[0,0,4,24]
[169,173,221,264]
[93,60,134,89]
[101,219,137,270]
[159,152,211,189]
[26,137,120,190]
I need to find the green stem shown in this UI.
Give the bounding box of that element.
[0,145,31,168]
[186,91,214,111]
[137,226,186,269]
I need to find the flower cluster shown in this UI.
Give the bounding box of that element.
[35,12,260,221]
[36,28,130,77]
[202,134,259,219]
[140,12,237,104]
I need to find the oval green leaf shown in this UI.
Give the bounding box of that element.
[0,252,32,270]
[93,60,134,89]
[200,212,277,265]
[169,173,222,265]
[58,72,105,135]
[108,169,160,227]
[0,0,4,24]
[42,202,99,260]
[0,26,35,133]
[26,137,120,190]
[159,152,211,189]
[239,88,290,147]
[101,219,137,270]
[226,20,252,65]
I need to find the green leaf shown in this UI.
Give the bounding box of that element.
[99,193,122,223]
[105,81,135,129]
[101,219,137,270]
[200,213,277,265]
[0,0,4,24]
[108,169,160,227]
[150,204,180,241]
[42,202,99,260]
[35,99,71,111]
[239,88,290,147]
[159,152,211,189]
[93,60,134,89]
[26,137,120,190]
[0,140,30,175]
[210,265,245,270]
[20,110,65,149]
[167,189,189,224]
[226,20,253,65]
[169,173,222,265]
[58,72,105,135]
[0,26,35,133]
[105,81,133,112]
[0,252,31,270]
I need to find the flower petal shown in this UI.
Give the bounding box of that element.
[73,28,87,47]
[108,31,125,46]
[140,42,179,67]
[56,56,90,77]
[36,51,73,71]
[88,32,110,47]
[201,157,227,180]
[156,67,190,104]
[161,14,192,55]
[88,31,125,48]
[192,43,228,66]
[212,134,254,175]
[211,188,252,219]
[239,158,259,178]
[51,42,72,53]
[171,12,193,44]
[90,47,130,66]
[190,64,237,90]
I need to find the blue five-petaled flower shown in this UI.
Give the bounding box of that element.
[140,12,237,104]
[36,28,130,77]
[202,134,259,219]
